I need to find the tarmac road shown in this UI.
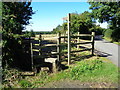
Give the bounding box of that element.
[94,39,119,67]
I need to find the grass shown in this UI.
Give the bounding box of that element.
[3,46,119,88]
[103,37,120,45]
[13,53,119,88]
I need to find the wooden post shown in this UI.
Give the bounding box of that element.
[57,32,61,61]
[64,33,65,43]
[39,34,42,56]
[91,32,95,56]
[77,32,80,49]
[30,43,34,71]
[68,13,71,65]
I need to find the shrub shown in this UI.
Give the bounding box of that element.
[104,29,113,39]
[19,80,32,88]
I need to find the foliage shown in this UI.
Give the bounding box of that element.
[2,2,34,69]
[52,11,104,35]
[24,29,35,37]
[104,29,113,39]
[89,24,105,35]
[19,80,32,88]
[15,57,118,88]
[70,11,94,34]
[52,25,63,34]
[2,68,23,88]
[89,1,120,41]
[2,2,34,34]
[34,31,53,34]
[70,60,103,80]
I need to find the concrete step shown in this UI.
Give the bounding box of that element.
[45,58,57,63]
[44,58,58,73]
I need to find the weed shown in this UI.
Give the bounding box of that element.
[19,80,32,88]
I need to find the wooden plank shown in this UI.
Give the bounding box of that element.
[73,34,92,36]
[34,38,40,40]
[71,48,92,53]
[43,37,58,40]
[59,34,91,39]
[61,48,92,54]
[32,49,40,52]
[41,34,57,37]
[44,44,57,47]
[71,42,92,45]
[44,52,59,56]
[71,35,91,38]
[60,36,68,38]
[33,44,39,46]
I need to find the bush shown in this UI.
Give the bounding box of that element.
[104,28,120,42]
[19,80,32,88]
[104,29,113,39]
[111,28,120,42]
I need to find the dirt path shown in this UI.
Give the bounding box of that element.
[42,79,90,88]
[42,79,118,88]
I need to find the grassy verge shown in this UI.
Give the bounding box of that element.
[103,37,120,45]
[15,54,118,88]
[3,46,119,88]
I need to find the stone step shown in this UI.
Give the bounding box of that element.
[45,58,57,63]
[44,58,58,73]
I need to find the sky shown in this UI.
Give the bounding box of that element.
[25,2,108,32]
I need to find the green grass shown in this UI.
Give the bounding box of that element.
[103,37,120,45]
[16,56,118,88]
[5,47,119,88]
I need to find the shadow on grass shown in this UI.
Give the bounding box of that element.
[71,55,93,64]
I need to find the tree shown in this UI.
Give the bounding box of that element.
[89,1,120,41]
[89,24,105,35]
[2,2,34,34]
[2,2,34,69]
[52,25,63,34]
[70,11,95,34]
[29,29,35,37]
[53,11,104,35]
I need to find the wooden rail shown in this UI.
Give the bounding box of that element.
[30,31,95,66]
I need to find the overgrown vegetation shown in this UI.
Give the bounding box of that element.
[2,2,34,69]
[13,58,119,88]
[3,49,118,88]
[2,1,34,88]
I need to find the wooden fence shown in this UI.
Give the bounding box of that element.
[31,32,95,66]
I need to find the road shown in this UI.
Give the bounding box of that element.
[94,39,119,67]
